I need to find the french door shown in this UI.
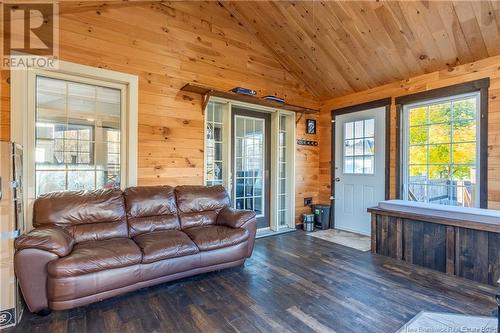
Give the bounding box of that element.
[231,108,271,229]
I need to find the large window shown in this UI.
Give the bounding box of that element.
[35,76,122,195]
[11,60,138,228]
[402,92,480,207]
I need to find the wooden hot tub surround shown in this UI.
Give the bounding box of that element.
[368,205,500,286]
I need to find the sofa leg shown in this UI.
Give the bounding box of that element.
[35,308,52,317]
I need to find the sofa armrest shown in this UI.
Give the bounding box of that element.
[217,207,256,229]
[15,249,58,312]
[218,207,257,258]
[15,226,74,257]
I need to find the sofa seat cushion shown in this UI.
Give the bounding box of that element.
[48,238,142,278]
[184,225,249,251]
[133,230,199,264]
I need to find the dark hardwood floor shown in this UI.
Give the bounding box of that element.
[8,231,497,333]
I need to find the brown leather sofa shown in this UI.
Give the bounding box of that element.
[14,185,256,314]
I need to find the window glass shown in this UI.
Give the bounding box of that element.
[234,116,264,216]
[343,119,375,175]
[404,94,479,207]
[204,107,294,228]
[35,76,121,196]
[205,102,224,186]
[278,114,288,227]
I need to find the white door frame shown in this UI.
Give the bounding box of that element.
[331,99,391,235]
[204,96,296,231]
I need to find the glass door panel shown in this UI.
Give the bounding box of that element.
[234,116,264,217]
[232,109,271,229]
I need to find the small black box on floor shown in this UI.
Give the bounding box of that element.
[313,204,330,230]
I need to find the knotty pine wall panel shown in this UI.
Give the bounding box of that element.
[295,112,320,224]
[319,55,500,210]
[0,2,319,225]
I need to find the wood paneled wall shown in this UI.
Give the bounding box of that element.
[319,54,500,210]
[0,2,319,224]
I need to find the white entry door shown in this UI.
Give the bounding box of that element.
[334,107,386,235]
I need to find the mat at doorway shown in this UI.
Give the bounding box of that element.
[308,229,370,252]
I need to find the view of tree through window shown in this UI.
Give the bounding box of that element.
[404,94,479,207]
[35,76,122,196]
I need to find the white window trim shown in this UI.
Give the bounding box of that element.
[11,60,138,229]
[272,110,296,230]
[401,91,481,207]
[203,96,296,231]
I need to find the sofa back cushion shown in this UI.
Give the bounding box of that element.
[33,188,127,243]
[124,186,180,237]
[175,185,230,229]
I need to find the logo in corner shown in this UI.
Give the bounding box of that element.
[2,1,59,69]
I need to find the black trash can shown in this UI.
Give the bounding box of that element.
[313,204,330,230]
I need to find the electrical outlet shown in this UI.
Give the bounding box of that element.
[304,197,312,206]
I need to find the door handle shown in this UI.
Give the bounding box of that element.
[334,177,341,182]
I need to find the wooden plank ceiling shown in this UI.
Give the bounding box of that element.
[220,1,500,101]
